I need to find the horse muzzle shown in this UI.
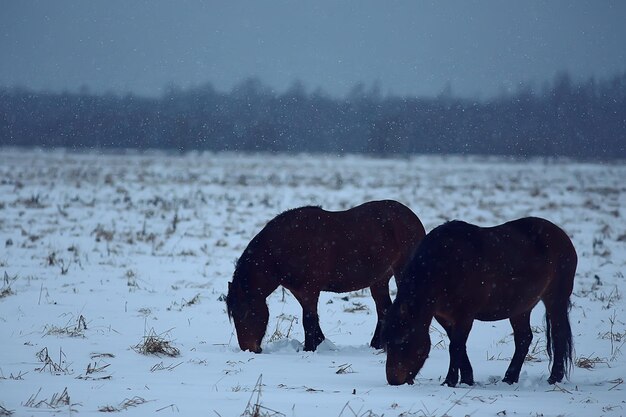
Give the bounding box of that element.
[238,339,262,354]
[386,363,415,385]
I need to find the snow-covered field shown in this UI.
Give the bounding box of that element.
[0,149,625,417]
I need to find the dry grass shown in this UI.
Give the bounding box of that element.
[239,375,285,417]
[600,310,626,361]
[156,403,180,412]
[595,286,622,310]
[23,387,73,410]
[132,328,180,357]
[45,251,71,274]
[18,194,46,209]
[343,302,369,313]
[44,314,87,338]
[92,224,114,242]
[98,396,148,412]
[338,402,385,417]
[73,353,115,380]
[167,293,202,311]
[525,338,546,363]
[35,347,70,375]
[0,272,17,299]
[87,361,111,375]
[184,293,201,307]
[267,314,297,343]
[0,285,14,298]
[90,352,115,359]
[429,325,448,350]
[335,363,355,374]
[150,361,183,372]
[576,355,609,370]
[608,377,624,391]
[0,404,14,416]
[0,370,27,380]
[125,269,139,290]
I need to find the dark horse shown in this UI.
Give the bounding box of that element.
[383,217,577,386]
[226,200,425,353]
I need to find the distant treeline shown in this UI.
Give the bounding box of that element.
[1,72,625,159]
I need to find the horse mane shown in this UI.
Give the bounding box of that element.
[225,281,235,321]
[226,256,247,321]
[392,219,482,314]
[226,255,251,321]
[273,205,322,220]
[435,219,471,232]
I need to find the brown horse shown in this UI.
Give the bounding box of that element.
[383,217,577,386]
[226,200,425,353]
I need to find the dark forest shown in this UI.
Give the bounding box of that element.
[1,72,625,159]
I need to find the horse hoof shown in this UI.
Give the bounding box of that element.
[547,375,561,385]
[460,379,474,386]
[442,380,457,387]
[502,373,518,385]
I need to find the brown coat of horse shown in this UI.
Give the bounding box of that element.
[383,217,577,386]
[226,200,426,353]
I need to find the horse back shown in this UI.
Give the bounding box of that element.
[501,216,577,291]
[240,200,424,293]
[405,217,576,322]
[495,217,577,271]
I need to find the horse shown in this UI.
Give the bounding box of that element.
[382,217,577,386]
[226,200,426,353]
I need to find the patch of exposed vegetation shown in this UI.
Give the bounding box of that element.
[98,396,148,412]
[0,272,17,299]
[44,314,87,338]
[132,328,180,357]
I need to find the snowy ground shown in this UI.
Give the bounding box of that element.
[0,149,625,417]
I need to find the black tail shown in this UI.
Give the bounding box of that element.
[545,301,574,379]
[545,230,577,381]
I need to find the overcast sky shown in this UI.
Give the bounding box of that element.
[2,1,625,98]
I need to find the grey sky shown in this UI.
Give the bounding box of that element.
[1,1,625,98]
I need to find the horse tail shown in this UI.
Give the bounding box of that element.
[545,235,577,381]
[545,300,574,379]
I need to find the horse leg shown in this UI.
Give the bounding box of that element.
[438,318,474,387]
[503,311,532,384]
[369,279,392,349]
[544,298,574,384]
[455,320,475,386]
[294,291,325,351]
[436,319,459,385]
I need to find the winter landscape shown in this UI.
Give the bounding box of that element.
[0,148,625,417]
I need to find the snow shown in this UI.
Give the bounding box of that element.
[0,149,625,416]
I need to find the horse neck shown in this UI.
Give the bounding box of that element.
[405,292,437,332]
[397,265,439,328]
[232,260,276,300]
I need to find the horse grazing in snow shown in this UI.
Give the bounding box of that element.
[383,217,577,386]
[226,200,426,353]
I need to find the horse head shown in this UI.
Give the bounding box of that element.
[383,300,431,385]
[226,281,268,353]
